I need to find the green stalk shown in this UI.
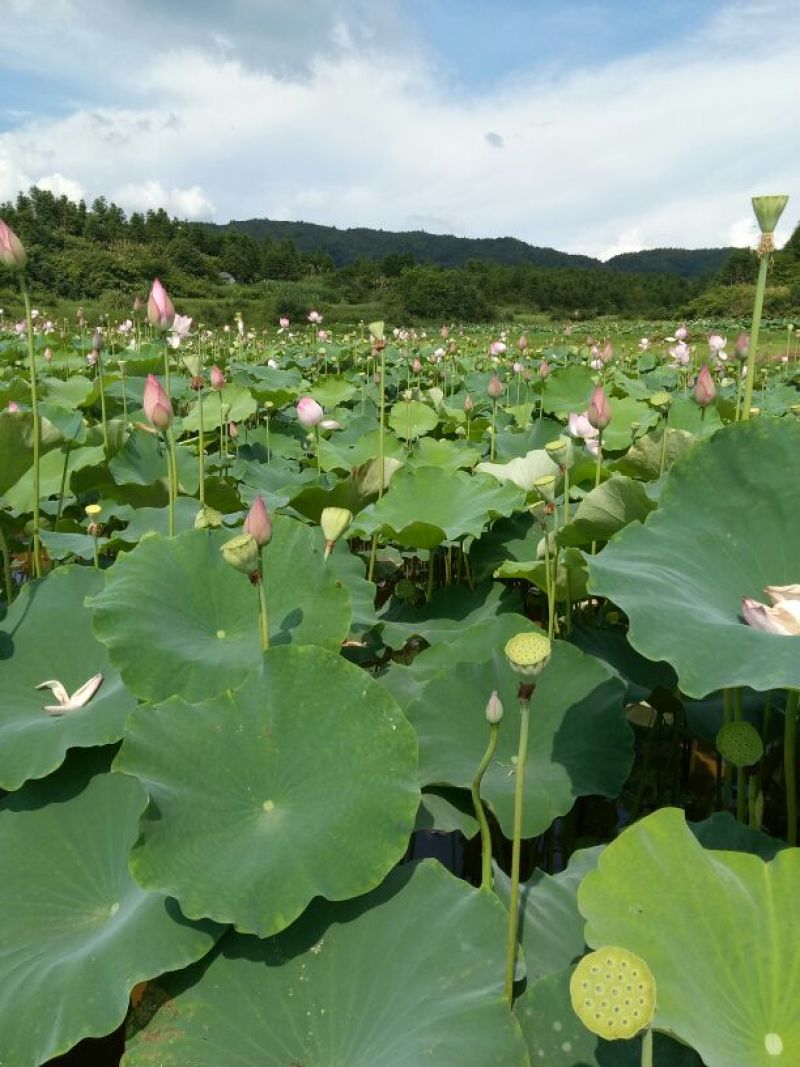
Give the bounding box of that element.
[19,277,41,577]
[218,392,225,468]
[315,425,321,477]
[166,429,178,538]
[378,347,386,498]
[504,685,533,1003]
[490,398,497,461]
[163,336,171,395]
[641,1028,653,1067]
[91,529,99,571]
[741,252,770,421]
[658,407,669,476]
[97,349,109,459]
[471,722,500,890]
[785,689,798,846]
[198,387,206,505]
[734,687,745,825]
[120,364,128,422]
[748,775,759,830]
[257,558,269,652]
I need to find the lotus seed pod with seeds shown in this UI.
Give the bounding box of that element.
[368,320,385,341]
[220,533,260,575]
[716,720,764,768]
[752,195,789,235]
[545,436,574,469]
[570,946,656,1040]
[534,474,556,505]
[194,505,223,529]
[648,390,672,411]
[504,631,552,678]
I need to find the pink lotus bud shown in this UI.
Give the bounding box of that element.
[317,329,329,341]
[297,396,324,428]
[86,352,98,367]
[517,334,529,351]
[0,218,26,270]
[734,333,749,360]
[244,494,272,546]
[44,346,53,362]
[675,324,688,340]
[279,316,290,328]
[92,327,103,353]
[440,324,449,339]
[513,361,523,374]
[693,364,716,408]
[133,295,142,313]
[539,359,551,379]
[487,374,504,399]
[307,310,322,324]
[210,365,225,391]
[464,394,474,412]
[489,340,506,357]
[228,421,239,439]
[600,342,613,363]
[7,400,20,412]
[587,385,612,430]
[412,357,422,373]
[708,333,726,353]
[143,374,173,431]
[147,278,175,330]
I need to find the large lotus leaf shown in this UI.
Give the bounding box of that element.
[309,373,357,408]
[541,364,595,418]
[318,426,406,471]
[354,467,525,549]
[668,395,724,436]
[115,646,419,936]
[558,475,656,547]
[406,640,632,838]
[0,764,219,1067]
[378,581,522,648]
[123,861,528,1067]
[494,417,564,459]
[388,398,439,439]
[0,566,137,790]
[578,807,800,1067]
[181,381,257,432]
[408,435,482,471]
[40,373,94,408]
[477,448,558,492]
[0,408,64,494]
[232,453,316,510]
[569,624,677,703]
[611,427,695,480]
[496,547,589,602]
[590,420,800,697]
[90,520,350,703]
[3,443,105,511]
[470,511,538,581]
[601,396,657,450]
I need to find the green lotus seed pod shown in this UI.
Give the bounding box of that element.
[534,474,556,504]
[716,720,764,768]
[752,195,789,234]
[648,390,672,411]
[220,532,260,575]
[182,353,201,378]
[195,505,223,529]
[368,320,385,341]
[504,631,552,678]
[545,436,574,469]
[570,946,656,1040]
[394,578,417,601]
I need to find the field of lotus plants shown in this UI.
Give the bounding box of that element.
[1,197,799,1067]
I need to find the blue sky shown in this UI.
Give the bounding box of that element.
[0,0,797,256]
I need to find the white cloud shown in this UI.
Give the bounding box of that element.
[35,172,86,201]
[0,0,797,255]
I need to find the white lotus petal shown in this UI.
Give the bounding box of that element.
[35,679,70,706]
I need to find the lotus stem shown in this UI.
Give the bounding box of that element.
[734,688,746,824]
[120,363,128,422]
[166,428,178,538]
[741,251,770,421]
[490,398,498,461]
[163,336,171,395]
[504,683,534,1003]
[218,392,226,468]
[0,524,13,605]
[471,721,500,890]
[748,775,759,830]
[378,347,386,499]
[658,408,669,476]
[198,386,206,505]
[97,350,110,458]
[19,276,41,578]
[641,1028,653,1067]
[315,425,321,477]
[367,533,378,583]
[257,561,269,652]
[785,689,798,846]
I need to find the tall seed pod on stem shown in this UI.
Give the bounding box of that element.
[741,195,789,421]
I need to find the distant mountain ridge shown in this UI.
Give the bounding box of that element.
[219,217,733,279]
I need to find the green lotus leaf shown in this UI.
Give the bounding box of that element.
[3,443,105,511]
[668,396,723,436]
[0,566,137,790]
[181,381,257,432]
[477,448,558,492]
[415,786,479,836]
[558,475,656,546]
[406,640,632,837]
[496,547,589,602]
[90,520,350,703]
[470,511,538,581]
[589,420,800,697]
[611,427,695,480]
[0,408,70,494]
[0,763,219,1066]
[578,807,800,1067]
[494,417,564,459]
[309,373,357,408]
[601,396,657,450]
[354,467,525,549]
[388,398,439,439]
[318,425,405,471]
[115,646,419,936]
[378,580,522,648]
[122,861,528,1066]
[542,364,595,418]
[40,373,94,408]
[409,435,482,471]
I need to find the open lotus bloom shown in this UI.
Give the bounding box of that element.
[742,585,800,635]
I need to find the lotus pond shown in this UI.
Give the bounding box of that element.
[1,212,800,1066]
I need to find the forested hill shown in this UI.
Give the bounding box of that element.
[219,218,732,279]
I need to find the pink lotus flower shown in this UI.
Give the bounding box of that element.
[513,361,523,374]
[307,310,323,324]
[244,495,272,547]
[590,357,604,371]
[210,365,225,391]
[489,340,506,357]
[143,374,173,431]
[669,341,691,367]
[168,314,192,349]
[86,352,98,367]
[600,342,613,363]
[279,316,290,329]
[487,374,504,399]
[693,364,716,407]
[440,325,450,339]
[675,325,687,341]
[538,359,551,379]
[317,329,329,342]
[587,385,612,430]
[297,396,324,428]
[708,334,727,352]
[412,357,422,373]
[7,400,20,412]
[742,585,800,636]
[0,218,26,270]
[639,338,650,351]
[147,279,175,330]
